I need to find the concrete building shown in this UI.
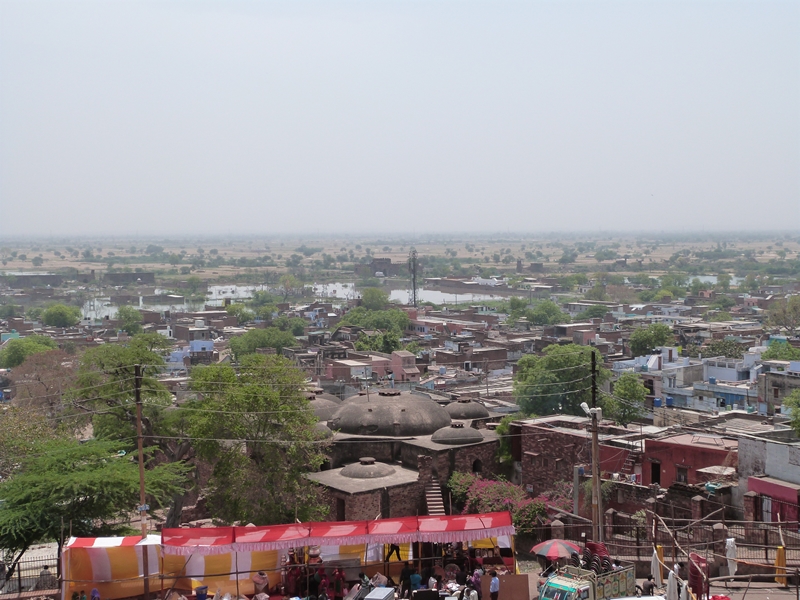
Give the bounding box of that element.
[757,360,800,416]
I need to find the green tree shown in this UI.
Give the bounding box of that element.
[189,355,330,524]
[226,303,255,325]
[273,316,307,336]
[525,300,569,326]
[447,471,480,510]
[704,339,745,359]
[584,285,608,301]
[603,372,647,426]
[229,328,296,359]
[361,287,389,311]
[770,296,800,335]
[494,414,520,464]
[30,256,43,267]
[115,305,143,335]
[0,336,57,368]
[0,304,21,319]
[72,333,196,527]
[762,342,800,361]
[339,307,410,334]
[577,305,610,320]
[514,344,610,415]
[185,276,202,295]
[354,331,401,354]
[0,437,185,579]
[706,311,733,322]
[41,303,81,327]
[717,273,732,292]
[0,408,57,479]
[279,274,301,301]
[629,323,673,357]
[689,278,708,296]
[783,389,800,437]
[250,290,278,307]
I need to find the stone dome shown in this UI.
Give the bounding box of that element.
[329,390,451,436]
[340,457,396,479]
[310,397,341,421]
[315,421,333,439]
[431,422,484,445]
[445,398,490,420]
[316,392,342,404]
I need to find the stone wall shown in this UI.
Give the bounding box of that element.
[388,481,425,517]
[520,426,591,496]
[330,440,397,468]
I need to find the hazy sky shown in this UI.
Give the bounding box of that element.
[1,0,798,236]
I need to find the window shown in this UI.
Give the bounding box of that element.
[676,467,688,483]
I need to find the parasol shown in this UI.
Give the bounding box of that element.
[530,539,582,561]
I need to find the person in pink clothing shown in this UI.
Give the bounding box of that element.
[471,569,483,600]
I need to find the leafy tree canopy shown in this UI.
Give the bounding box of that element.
[360,287,389,311]
[0,335,57,368]
[784,389,800,438]
[339,307,409,334]
[0,438,186,576]
[577,305,610,320]
[229,328,296,360]
[273,316,307,336]
[762,341,800,361]
[41,303,81,327]
[770,296,800,335]
[189,355,330,524]
[703,339,745,359]
[115,305,143,335]
[629,323,673,357]
[73,333,205,527]
[602,372,647,426]
[514,344,610,415]
[354,331,401,354]
[226,303,255,325]
[525,300,570,326]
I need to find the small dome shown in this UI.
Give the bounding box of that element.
[316,392,342,404]
[315,421,333,439]
[445,398,490,420]
[340,457,396,479]
[329,390,451,436]
[431,422,484,445]
[310,397,340,421]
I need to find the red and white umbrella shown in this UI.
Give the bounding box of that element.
[530,539,582,561]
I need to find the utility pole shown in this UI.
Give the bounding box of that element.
[590,351,603,542]
[135,365,150,600]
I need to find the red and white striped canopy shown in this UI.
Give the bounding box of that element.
[162,511,514,555]
[65,534,161,548]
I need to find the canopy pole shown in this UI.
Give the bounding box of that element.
[235,551,240,600]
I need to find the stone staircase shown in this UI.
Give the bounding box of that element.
[425,481,446,516]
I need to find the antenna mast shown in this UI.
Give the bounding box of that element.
[408,248,419,307]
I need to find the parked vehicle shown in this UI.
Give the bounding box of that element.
[539,564,636,600]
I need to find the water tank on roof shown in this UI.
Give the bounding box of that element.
[654,398,662,407]
[439,366,446,375]
[666,396,674,407]
[709,376,717,385]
